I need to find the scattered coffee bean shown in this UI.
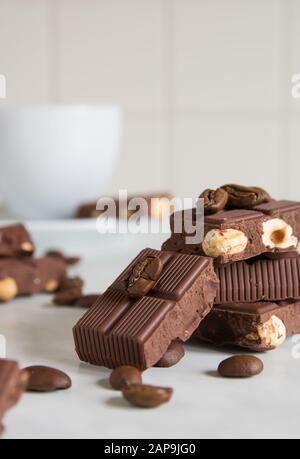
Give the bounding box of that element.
[24,366,72,392]
[110,366,142,390]
[75,294,99,308]
[218,355,264,378]
[122,384,173,408]
[53,288,82,306]
[155,340,185,368]
[58,276,84,292]
[46,250,81,266]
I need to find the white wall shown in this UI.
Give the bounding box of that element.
[0,0,299,200]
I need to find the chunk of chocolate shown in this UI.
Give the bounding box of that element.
[0,359,28,434]
[0,257,67,301]
[163,207,299,264]
[215,255,300,304]
[253,200,300,237]
[0,224,34,257]
[73,249,218,370]
[195,300,300,351]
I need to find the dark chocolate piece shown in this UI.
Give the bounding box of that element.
[73,248,218,370]
[215,255,300,304]
[0,359,28,434]
[0,257,67,301]
[0,224,34,258]
[195,300,299,351]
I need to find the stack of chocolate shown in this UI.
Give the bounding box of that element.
[0,224,67,302]
[163,184,300,351]
[73,184,300,373]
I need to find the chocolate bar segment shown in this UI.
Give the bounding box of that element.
[73,249,218,370]
[0,359,28,434]
[163,206,299,264]
[0,257,67,301]
[215,255,300,304]
[253,200,300,236]
[195,300,299,351]
[0,224,34,257]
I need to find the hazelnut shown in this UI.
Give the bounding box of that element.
[0,277,18,302]
[262,218,297,250]
[257,316,286,348]
[45,279,59,293]
[202,228,248,258]
[20,242,34,253]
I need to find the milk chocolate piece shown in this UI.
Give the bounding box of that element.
[253,200,300,236]
[73,249,218,370]
[0,257,67,300]
[163,205,300,264]
[0,359,28,434]
[0,224,34,257]
[215,255,300,304]
[195,300,300,351]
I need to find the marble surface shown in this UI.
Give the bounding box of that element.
[1,226,300,439]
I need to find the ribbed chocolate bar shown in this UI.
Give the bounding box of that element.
[215,255,300,304]
[195,300,300,351]
[73,248,218,370]
[0,359,28,434]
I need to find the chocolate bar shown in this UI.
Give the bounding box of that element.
[253,200,300,236]
[195,300,300,351]
[0,257,67,301]
[0,224,34,257]
[73,248,218,370]
[163,206,299,264]
[215,255,300,304]
[0,359,28,434]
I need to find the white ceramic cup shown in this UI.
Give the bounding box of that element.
[0,105,121,219]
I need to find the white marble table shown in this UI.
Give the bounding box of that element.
[1,226,300,439]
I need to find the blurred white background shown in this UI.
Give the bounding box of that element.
[0,0,300,201]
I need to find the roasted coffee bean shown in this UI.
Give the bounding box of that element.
[199,188,228,215]
[53,288,82,306]
[155,341,185,368]
[75,294,99,308]
[46,250,81,266]
[221,184,271,209]
[127,256,163,298]
[218,355,264,378]
[110,366,142,390]
[24,366,72,392]
[58,276,84,292]
[122,384,173,408]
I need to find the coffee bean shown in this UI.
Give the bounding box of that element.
[53,288,82,306]
[127,256,163,298]
[199,188,228,215]
[218,355,264,378]
[155,340,185,368]
[75,294,99,309]
[110,366,142,390]
[24,366,72,392]
[221,184,271,209]
[65,256,81,266]
[122,384,173,408]
[58,276,84,292]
